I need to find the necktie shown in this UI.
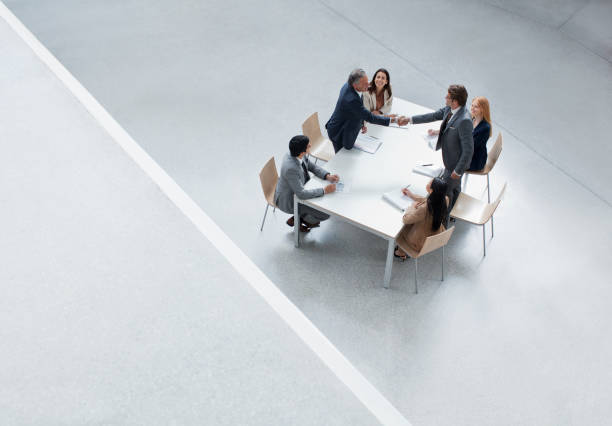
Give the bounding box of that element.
[301,160,310,184]
[437,111,453,145]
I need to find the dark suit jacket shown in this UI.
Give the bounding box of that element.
[325,82,390,152]
[468,120,491,171]
[412,106,474,177]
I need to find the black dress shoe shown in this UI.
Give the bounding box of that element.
[287,216,309,232]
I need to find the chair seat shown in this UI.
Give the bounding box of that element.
[450,192,489,224]
[310,138,334,162]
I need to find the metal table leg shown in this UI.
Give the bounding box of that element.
[383,239,394,289]
[294,196,300,248]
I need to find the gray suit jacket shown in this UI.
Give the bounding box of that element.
[274,153,329,214]
[412,106,474,176]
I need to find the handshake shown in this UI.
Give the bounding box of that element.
[389,115,410,126]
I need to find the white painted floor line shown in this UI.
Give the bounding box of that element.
[0,3,411,425]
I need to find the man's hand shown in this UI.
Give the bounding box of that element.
[361,125,367,134]
[372,110,382,116]
[428,129,440,136]
[451,171,461,180]
[324,184,336,194]
[397,116,410,126]
[326,174,340,183]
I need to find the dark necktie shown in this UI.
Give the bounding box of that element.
[437,111,453,144]
[301,160,310,184]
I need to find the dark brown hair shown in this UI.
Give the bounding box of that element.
[367,68,392,97]
[448,84,468,106]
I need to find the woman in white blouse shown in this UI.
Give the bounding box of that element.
[362,68,393,115]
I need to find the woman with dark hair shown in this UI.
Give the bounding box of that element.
[362,68,393,115]
[394,178,449,260]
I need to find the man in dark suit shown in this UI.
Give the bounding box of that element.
[326,69,409,153]
[407,84,474,209]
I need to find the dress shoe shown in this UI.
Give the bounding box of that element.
[287,216,310,232]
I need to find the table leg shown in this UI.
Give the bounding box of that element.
[294,196,300,248]
[383,239,394,289]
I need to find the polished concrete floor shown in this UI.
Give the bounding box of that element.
[0,17,382,425]
[2,0,612,424]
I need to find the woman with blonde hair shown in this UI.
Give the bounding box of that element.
[468,96,492,171]
[426,96,492,171]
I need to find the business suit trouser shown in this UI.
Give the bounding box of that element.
[442,170,461,211]
[300,205,330,225]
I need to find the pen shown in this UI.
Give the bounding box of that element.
[421,163,433,166]
[370,135,379,140]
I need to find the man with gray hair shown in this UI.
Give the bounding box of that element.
[325,68,409,152]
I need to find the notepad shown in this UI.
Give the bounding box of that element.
[354,135,382,154]
[382,185,428,211]
[413,164,444,178]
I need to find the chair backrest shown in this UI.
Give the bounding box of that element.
[302,112,323,147]
[259,157,278,206]
[481,182,507,223]
[417,226,455,258]
[483,132,503,173]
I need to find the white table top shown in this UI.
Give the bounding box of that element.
[302,98,444,239]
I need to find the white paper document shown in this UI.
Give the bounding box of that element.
[421,133,438,150]
[354,134,382,154]
[387,123,410,130]
[412,164,444,178]
[382,185,428,211]
[334,181,348,193]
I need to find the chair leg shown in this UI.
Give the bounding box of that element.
[441,246,445,281]
[482,224,486,257]
[260,204,269,231]
[414,258,419,294]
[273,206,276,213]
[487,174,494,238]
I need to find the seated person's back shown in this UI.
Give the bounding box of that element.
[395,178,449,259]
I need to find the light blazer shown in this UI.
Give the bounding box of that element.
[362,89,393,114]
[412,106,474,176]
[274,153,329,214]
[325,82,390,152]
[397,196,448,253]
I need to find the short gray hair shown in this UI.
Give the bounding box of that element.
[348,68,366,86]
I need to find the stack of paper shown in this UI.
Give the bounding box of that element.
[383,186,427,211]
[382,190,412,211]
[354,135,382,154]
[413,164,444,178]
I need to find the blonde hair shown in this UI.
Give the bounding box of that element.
[472,96,492,137]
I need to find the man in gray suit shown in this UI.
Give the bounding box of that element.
[406,84,474,209]
[274,135,339,232]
